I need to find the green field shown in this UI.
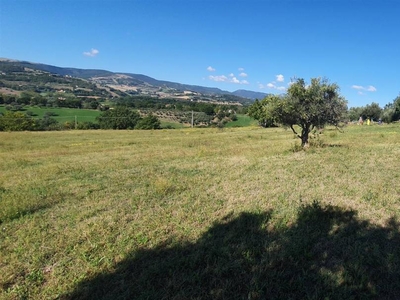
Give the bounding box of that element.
[225,113,258,127]
[1,124,400,299]
[0,106,101,123]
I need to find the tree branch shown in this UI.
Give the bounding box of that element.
[290,125,301,139]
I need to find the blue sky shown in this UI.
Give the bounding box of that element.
[1,0,399,107]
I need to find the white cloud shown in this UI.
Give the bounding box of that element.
[267,83,275,88]
[209,74,248,84]
[238,67,245,71]
[351,85,377,92]
[260,81,286,91]
[207,66,216,72]
[209,75,228,82]
[231,77,240,84]
[83,48,99,57]
[276,74,284,82]
[239,72,248,77]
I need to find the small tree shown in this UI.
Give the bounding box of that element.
[248,97,280,128]
[261,78,347,147]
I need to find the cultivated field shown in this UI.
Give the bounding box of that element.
[1,124,400,299]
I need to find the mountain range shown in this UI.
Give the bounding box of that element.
[0,58,268,101]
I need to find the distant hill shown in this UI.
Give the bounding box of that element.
[0,58,268,101]
[232,89,269,100]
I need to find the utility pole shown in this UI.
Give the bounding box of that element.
[75,116,77,129]
[191,110,194,128]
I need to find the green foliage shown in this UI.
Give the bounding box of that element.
[225,114,258,128]
[135,114,161,130]
[381,95,400,123]
[362,102,382,121]
[35,115,61,131]
[349,102,383,122]
[256,78,347,147]
[76,121,100,130]
[97,107,140,129]
[347,106,363,122]
[248,96,281,128]
[0,111,35,131]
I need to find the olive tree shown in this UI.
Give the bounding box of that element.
[261,78,347,147]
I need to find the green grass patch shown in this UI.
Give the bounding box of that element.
[160,119,185,129]
[0,105,101,123]
[225,114,258,127]
[1,124,400,299]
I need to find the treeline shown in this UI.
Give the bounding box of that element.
[347,97,400,123]
[0,92,246,114]
[0,108,161,131]
[0,111,83,131]
[112,95,245,114]
[0,92,103,110]
[249,93,400,128]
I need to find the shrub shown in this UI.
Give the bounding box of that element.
[135,114,161,130]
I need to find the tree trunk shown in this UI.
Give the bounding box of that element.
[301,126,310,147]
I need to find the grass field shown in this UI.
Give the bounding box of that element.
[225,114,258,127]
[1,124,400,299]
[0,106,101,123]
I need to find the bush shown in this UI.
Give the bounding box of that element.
[77,122,100,130]
[0,111,35,131]
[135,114,161,130]
[97,107,140,129]
[34,116,60,131]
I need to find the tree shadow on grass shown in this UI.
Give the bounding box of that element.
[65,202,400,299]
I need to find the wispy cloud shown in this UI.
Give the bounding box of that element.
[208,75,248,85]
[209,75,228,82]
[83,48,99,57]
[207,67,249,84]
[259,82,285,91]
[276,74,284,82]
[351,85,377,92]
[207,66,216,72]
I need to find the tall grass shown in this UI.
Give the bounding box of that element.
[1,124,400,299]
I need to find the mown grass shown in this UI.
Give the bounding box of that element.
[1,124,400,299]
